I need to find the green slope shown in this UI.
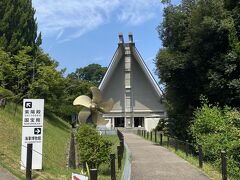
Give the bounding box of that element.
[0,103,73,179]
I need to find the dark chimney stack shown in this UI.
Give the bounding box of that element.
[118,33,124,44]
[128,32,133,43]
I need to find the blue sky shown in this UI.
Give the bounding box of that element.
[32,0,180,80]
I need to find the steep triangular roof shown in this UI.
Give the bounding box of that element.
[99,33,162,98]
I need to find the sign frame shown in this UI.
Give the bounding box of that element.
[21,99,44,170]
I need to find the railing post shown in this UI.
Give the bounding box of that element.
[120,140,124,157]
[26,144,33,180]
[144,130,146,138]
[121,137,124,148]
[167,136,169,147]
[221,151,227,180]
[185,140,189,157]
[117,146,121,169]
[155,130,157,143]
[110,153,116,180]
[147,132,149,139]
[90,169,98,180]
[159,133,163,146]
[174,139,177,151]
[150,131,152,141]
[198,145,203,168]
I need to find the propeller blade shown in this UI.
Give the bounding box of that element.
[91,111,98,124]
[73,95,92,108]
[78,107,91,124]
[91,87,102,104]
[99,98,114,113]
[97,114,108,125]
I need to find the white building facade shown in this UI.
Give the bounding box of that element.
[99,33,166,131]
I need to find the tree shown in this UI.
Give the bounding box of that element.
[0,0,41,54]
[0,0,108,120]
[0,49,14,88]
[54,78,94,119]
[68,64,107,86]
[156,0,240,139]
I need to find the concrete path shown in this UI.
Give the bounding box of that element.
[123,133,210,180]
[0,166,18,180]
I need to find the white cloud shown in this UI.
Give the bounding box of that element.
[118,0,162,25]
[33,0,162,41]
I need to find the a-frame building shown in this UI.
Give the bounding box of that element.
[99,33,166,131]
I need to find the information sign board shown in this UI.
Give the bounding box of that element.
[21,99,44,170]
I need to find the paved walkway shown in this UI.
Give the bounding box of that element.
[123,133,210,180]
[0,166,18,180]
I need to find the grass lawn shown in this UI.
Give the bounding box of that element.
[0,103,78,179]
[97,135,125,180]
[0,103,126,180]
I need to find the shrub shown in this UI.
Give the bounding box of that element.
[0,87,14,99]
[154,118,169,135]
[76,124,112,169]
[191,103,240,179]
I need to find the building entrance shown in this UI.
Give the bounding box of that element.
[114,117,125,127]
[134,117,144,127]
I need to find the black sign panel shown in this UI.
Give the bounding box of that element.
[25,102,32,108]
[34,128,41,135]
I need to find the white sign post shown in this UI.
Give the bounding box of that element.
[21,99,44,170]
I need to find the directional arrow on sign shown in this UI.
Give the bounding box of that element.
[34,128,41,135]
[25,102,32,108]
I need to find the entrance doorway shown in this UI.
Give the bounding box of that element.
[114,117,125,127]
[134,117,144,127]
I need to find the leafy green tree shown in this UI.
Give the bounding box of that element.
[68,64,107,86]
[0,0,41,54]
[0,49,15,88]
[0,0,108,120]
[156,0,240,139]
[52,78,94,119]
[28,57,65,101]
